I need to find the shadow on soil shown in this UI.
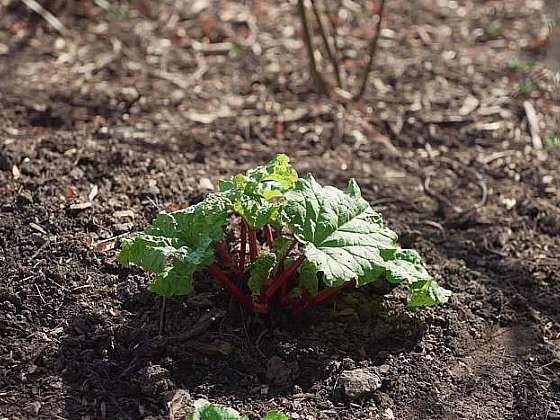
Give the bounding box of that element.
[56,274,425,419]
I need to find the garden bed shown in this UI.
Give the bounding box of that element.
[1,0,559,418]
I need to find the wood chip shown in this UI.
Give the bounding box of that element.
[88,184,99,201]
[113,210,135,219]
[523,101,543,149]
[12,165,20,179]
[459,95,479,116]
[69,202,92,211]
[278,108,308,123]
[29,223,47,235]
[421,113,470,124]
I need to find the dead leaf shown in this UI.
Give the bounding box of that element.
[29,223,47,235]
[459,96,479,116]
[12,165,20,179]
[113,210,135,219]
[69,202,92,211]
[88,185,99,201]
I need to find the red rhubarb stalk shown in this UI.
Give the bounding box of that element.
[206,264,253,312]
[263,254,306,300]
[292,281,354,316]
[264,224,274,249]
[248,226,259,262]
[213,241,242,277]
[239,221,247,271]
[280,281,288,305]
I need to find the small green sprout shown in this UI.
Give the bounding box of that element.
[484,22,500,40]
[518,79,534,96]
[508,58,534,72]
[545,135,560,148]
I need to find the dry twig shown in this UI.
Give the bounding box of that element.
[297,0,328,92]
[309,0,343,89]
[19,0,67,36]
[354,0,387,100]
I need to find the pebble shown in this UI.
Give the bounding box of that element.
[338,368,382,399]
[381,407,395,420]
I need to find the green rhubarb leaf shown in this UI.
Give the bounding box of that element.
[408,278,452,308]
[247,251,277,296]
[297,260,319,296]
[271,236,292,259]
[382,249,451,307]
[117,193,230,297]
[148,260,195,297]
[263,411,289,420]
[382,249,429,285]
[218,154,298,228]
[232,195,277,229]
[345,178,362,197]
[283,175,399,287]
[187,399,248,420]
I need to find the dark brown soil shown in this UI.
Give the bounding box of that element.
[1,1,559,419]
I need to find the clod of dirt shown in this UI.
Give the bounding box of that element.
[381,407,396,420]
[338,368,382,399]
[135,364,174,396]
[265,356,299,387]
[166,389,193,420]
[25,401,41,417]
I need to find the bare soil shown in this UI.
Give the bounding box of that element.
[1,1,559,419]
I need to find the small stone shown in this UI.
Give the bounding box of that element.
[376,364,391,375]
[26,402,41,416]
[341,358,356,370]
[114,222,134,233]
[170,89,186,105]
[166,389,192,420]
[198,177,214,191]
[338,368,382,399]
[136,365,173,396]
[146,179,160,195]
[381,407,395,420]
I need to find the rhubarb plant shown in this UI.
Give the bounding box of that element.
[118,154,450,315]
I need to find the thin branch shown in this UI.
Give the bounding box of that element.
[297,0,328,92]
[326,2,342,63]
[354,0,387,100]
[20,0,68,36]
[310,0,344,89]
